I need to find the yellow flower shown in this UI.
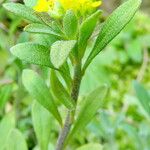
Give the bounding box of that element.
[33,0,55,12]
[59,0,102,11]
[33,0,102,15]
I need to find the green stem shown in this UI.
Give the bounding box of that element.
[55,63,82,150]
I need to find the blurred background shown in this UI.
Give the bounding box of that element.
[0,0,150,150]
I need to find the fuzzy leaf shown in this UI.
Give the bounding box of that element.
[50,70,75,109]
[22,69,62,125]
[84,0,141,70]
[3,3,41,23]
[24,23,61,37]
[68,85,108,140]
[78,10,101,58]
[63,10,78,39]
[133,81,150,116]
[24,0,37,8]
[50,40,76,68]
[32,101,52,150]
[10,42,54,68]
[6,129,28,150]
[59,62,72,90]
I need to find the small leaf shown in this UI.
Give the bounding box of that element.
[78,10,101,58]
[6,129,28,150]
[24,0,37,8]
[68,85,108,140]
[3,3,41,23]
[50,70,75,109]
[63,10,78,39]
[32,101,52,150]
[50,40,76,68]
[0,85,12,109]
[0,112,15,150]
[24,23,61,37]
[76,143,103,150]
[133,81,150,116]
[10,42,54,68]
[60,62,72,90]
[84,0,141,70]
[22,69,62,125]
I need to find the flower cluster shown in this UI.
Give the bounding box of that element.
[33,0,102,16]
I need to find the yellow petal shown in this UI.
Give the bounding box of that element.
[33,0,49,12]
[92,1,102,8]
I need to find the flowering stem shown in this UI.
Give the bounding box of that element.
[56,63,82,150]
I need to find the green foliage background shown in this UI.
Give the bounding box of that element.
[0,0,150,150]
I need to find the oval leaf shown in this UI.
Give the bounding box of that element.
[68,85,108,140]
[133,81,150,116]
[32,101,52,150]
[6,129,28,150]
[84,0,141,70]
[78,10,101,58]
[24,23,61,37]
[63,10,78,39]
[0,112,15,150]
[50,40,76,68]
[3,3,41,23]
[10,42,54,68]
[50,70,75,109]
[22,69,62,125]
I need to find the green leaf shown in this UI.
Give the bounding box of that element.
[0,112,15,150]
[3,3,41,23]
[6,129,28,150]
[22,69,62,125]
[24,23,61,37]
[78,10,101,58]
[0,85,12,109]
[63,10,78,39]
[50,40,76,68]
[32,101,52,150]
[50,70,75,109]
[24,0,37,8]
[10,42,54,68]
[84,0,141,70]
[68,85,108,140]
[76,143,103,150]
[59,62,72,90]
[133,81,150,116]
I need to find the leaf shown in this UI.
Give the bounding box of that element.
[24,23,61,37]
[0,112,15,150]
[32,101,52,150]
[24,0,37,8]
[76,143,103,150]
[63,10,78,39]
[84,0,141,70]
[59,62,72,90]
[22,69,62,125]
[0,85,12,109]
[78,10,101,58]
[3,3,41,23]
[68,85,108,140]
[133,81,150,116]
[50,40,76,68]
[6,129,28,150]
[50,70,75,109]
[126,39,142,62]
[10,42,54,68]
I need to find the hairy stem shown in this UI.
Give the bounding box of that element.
[56,63,82,150]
